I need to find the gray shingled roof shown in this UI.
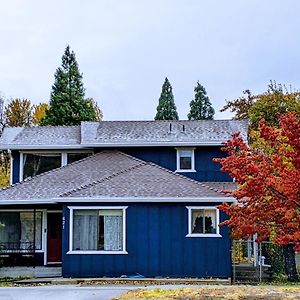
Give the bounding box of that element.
[0,120,248,149]
[0,151,232,201]
[81,120,248,145]
[0,126,81,148]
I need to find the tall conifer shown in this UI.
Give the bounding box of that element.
[42,45,96,126]
[188,82,214,120]
[155,78,179,120]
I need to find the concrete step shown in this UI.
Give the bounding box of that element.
[0,267,62,278]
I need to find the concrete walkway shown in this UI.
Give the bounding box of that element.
[0,285,134,300]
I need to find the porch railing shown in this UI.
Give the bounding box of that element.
[0,242,36,267]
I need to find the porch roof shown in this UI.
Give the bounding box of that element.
[0,151,235,204]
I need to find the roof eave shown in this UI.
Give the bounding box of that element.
[0,197,236,205]
[0,144,87,150]
[54,196,236,203]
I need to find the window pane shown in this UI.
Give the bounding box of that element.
[192,209,204,233]
[73,209,123,251]
[179,150,192,170]
[73,210,98,251]
[23,153,61,179]
[180,156,192,169]
[192,209,217,234]
[0,212,42,250]
[67,153,91,164]
[204,209,217,233]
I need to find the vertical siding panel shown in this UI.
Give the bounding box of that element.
[159,205,171,276]
[12,151,20,184]
[148,205,159,276]
[136,205,148,276]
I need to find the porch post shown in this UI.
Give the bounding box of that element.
[33,208,36,268]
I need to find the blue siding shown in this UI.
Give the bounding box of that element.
[12,151,20,184]
[62,203,231,278]
[120,146,231,182]
[12,146,231,183]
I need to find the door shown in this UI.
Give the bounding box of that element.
[47,213,62,263]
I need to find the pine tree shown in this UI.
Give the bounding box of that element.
[155,78,179,120]
[41,45,97,126]
[188,82,215,120]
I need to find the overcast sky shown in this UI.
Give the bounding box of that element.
[1,0,300,120]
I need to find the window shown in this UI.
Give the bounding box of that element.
[69,207,127,254]
[176,148,195,172]
[20,151,93,181]
[23,153,61,180]
[0,211,43,250]
[67,153,90,164]
[186,207,221,237]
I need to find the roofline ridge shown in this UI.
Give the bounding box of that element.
[59,160,147,197]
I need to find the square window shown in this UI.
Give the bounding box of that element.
[71,208,126,253]
[186,207,220,237]
[176,149,195,171]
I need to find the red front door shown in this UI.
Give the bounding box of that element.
[47,213,62,263]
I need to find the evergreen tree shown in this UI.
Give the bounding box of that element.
[155,77,179,120]
[41,45,97,126]
[188,82,215,120]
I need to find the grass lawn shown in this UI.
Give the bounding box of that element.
[114,285,300,299]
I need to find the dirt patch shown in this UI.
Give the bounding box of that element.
[114,285,300,300]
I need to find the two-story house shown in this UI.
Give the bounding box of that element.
[0,120,247,278]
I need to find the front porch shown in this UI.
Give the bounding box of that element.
[0,207,62,267]
[0,266,62,278]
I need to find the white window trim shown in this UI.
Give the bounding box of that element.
[67,206,128,255]
[175,147,196,172]
[185,206,222,238]
[19,150,93,181]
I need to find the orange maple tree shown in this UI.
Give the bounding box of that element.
[215,112,300,280]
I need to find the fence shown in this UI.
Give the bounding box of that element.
[231,239,284,283]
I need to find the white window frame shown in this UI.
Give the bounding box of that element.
[67,206,128,255]
[19,150,93,181]
[175,148,196,172]
[186,206,222,238]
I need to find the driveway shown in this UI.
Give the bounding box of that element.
[0,285,136,300]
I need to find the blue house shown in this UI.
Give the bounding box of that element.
[0,120,247,278]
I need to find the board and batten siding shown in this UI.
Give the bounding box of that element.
[62,203,231,278]
[12,151,20,184]
[12,146,231,184]
[121,146,232,182]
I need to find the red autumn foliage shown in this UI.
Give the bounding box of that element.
[214,112,300,251]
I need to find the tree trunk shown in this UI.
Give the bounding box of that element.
[283,244,299,282]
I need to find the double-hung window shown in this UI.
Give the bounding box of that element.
[176,148,195,172]
[69,207,127,254]
[186,207,221,237]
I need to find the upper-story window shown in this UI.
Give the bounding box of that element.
[20,151,92,180]
[176,148,195,172]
